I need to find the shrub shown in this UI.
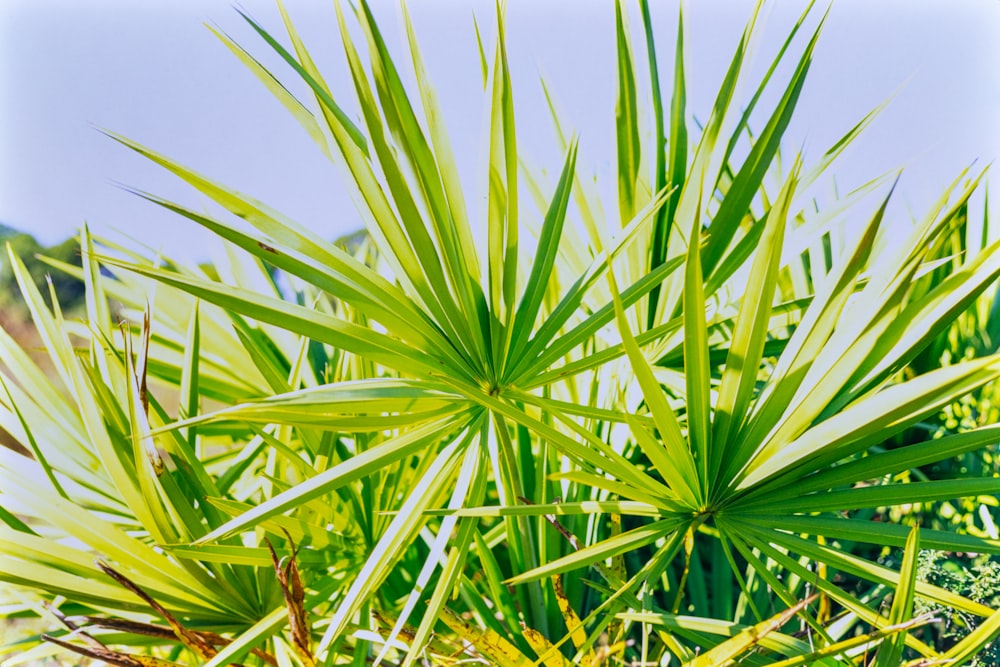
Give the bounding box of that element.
[3,1,1000,665]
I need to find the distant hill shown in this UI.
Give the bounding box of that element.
[0,225,84,315]
[0,223,26,239]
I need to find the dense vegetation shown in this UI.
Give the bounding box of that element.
[2,1,1000,665]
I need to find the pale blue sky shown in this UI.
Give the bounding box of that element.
[1,0,998,261]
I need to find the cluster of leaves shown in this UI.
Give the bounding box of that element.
[868,191,1000,662]
[909,551,1000,667]
[3,1,1000,666]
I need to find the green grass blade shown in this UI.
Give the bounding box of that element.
[742,477,1000,515]
[608,266,700,506]
[194,414,471,544]
[80,225,112,352]
[379,445,488,666]
[701,6,824,276]
[237,4,365,152]
[315,423,474,655]
[739,355,1000,490]
[683,215,712,494]
[358,0,486,359]
[511,198,676,383]
[618,610,811,658]
[728,516,994,618]
[614,0,641,227]
[757,424,1000,500]
[400,2,482,284]
[726,521,944,659]
[540,78,606,253]
[332,4,482,364]
[671,0,761,245]
[208,22,332,159]
[120,187,464,371]
[506,519,682,586]
[0,376,68,500]
[726,182,894,477]
[848,235,1000,397]
[472,12,489,89]
[0,470,229,614]
[178,300,201,450]
[201,606,289,667]
[742,514,1000,559]
[647,0,682,325]
[508,139,578,362]
[872,525,919,666]
[486,2,519,377]
[102,257,453,380]
[425,500,666,519]
[550,470,686,511]
[686,598,812,667]
[935,606,1000,666]
[165,378,468,432]
[711,160,798,483]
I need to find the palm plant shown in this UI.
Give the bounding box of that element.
[3,1,1000,665]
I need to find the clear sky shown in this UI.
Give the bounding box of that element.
[1,0,998,262]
